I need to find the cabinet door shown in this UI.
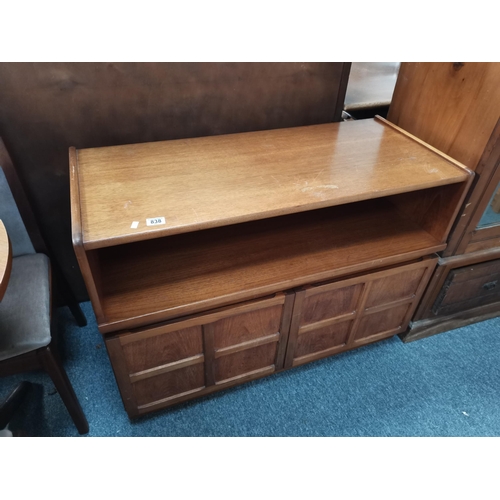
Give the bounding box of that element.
[284,258,437,368]
[208,298,292,386]
[106,293,293,417]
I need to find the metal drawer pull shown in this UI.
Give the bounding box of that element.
[482,281,498,291]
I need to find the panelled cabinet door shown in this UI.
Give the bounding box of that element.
[106,293,294,417]
[209,299,290,386]
[284,258,437,368]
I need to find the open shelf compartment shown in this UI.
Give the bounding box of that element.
[90,195,448,332]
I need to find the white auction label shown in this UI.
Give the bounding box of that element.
[146,217,166,226]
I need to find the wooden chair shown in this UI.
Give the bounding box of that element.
[0,138,88,434]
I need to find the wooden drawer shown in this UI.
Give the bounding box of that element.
[433,258,500,316]
[106,293,293,417]
[284,258,437,368]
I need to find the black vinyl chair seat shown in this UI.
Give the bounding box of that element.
[0,254,51,362]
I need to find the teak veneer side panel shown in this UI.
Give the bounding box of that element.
[388,62,500,171]
[377,117,474,244]
[97,200,445,333]
[74,118,468,249]
[69,147,105,322]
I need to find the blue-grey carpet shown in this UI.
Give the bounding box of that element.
[1,301,499,437]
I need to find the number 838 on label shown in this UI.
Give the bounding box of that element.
[146,217,166,226]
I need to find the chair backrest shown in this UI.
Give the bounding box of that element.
[0,166,35,257]
[0,137,85,321]
[0,137,47,257]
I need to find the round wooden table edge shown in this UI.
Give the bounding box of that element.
[0,220,13,301]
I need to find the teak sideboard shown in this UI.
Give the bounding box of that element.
[70,117,473,418]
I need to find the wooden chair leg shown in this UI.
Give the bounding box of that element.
[38,344,89,435]
[0,381,32,430]
[51,262,87,327]
[68,301,87,327]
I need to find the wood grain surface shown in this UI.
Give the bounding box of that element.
[0,220,12,300]
[413,246,500,323]
[212,305,282,349]
[96,199,446,331]
[388,62,500,171]
[431,259,500,316]
[214,342,277,383]
[133,363,205,408]
[116,294,285,342]
[106,292,290,416]
[122,325,203,374]
[75,117,469,249]
[284,258,436,368]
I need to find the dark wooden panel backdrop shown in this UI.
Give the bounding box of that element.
[0,62,350,302]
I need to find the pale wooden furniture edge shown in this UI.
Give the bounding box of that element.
[130,354,205,383]
[0,220,13,300]
[69,147,105,322]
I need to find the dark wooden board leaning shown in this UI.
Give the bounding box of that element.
[0,62,351,301]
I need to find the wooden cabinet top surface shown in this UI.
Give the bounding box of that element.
[72,116,469,249]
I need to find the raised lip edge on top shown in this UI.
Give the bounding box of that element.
[71,116,473,252]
